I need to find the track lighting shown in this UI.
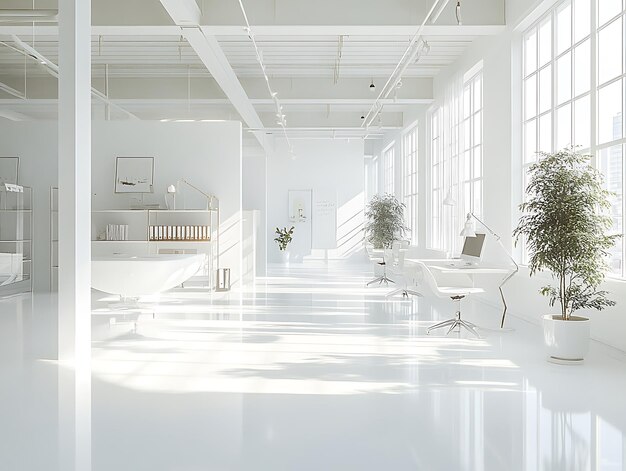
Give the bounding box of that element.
[238,0,294,157]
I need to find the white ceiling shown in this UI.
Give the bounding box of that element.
[0,0,506,140]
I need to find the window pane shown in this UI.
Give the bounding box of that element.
[573,0,590,42]
[525,30,537,76]
[539,65,552,113]
[525,75,537,118]
[573,40,590,96]
[524,119,537,163]
[474,76,482,109]
[598,0,623,26]
[598,18,623,85]
[599,145,623,275]
[556,2,572,55]
[557,103,572,150]
[539,18,552,67]
[573,95,591,148]
[557,52,572,104]
[473,180,482,214]
[539,113,552,152]
[463,150,471,180]
[474,111,482,145]
[598,80,623,144]
[473,146,482,177]
[463,86,471,119]
[463,118,471,149]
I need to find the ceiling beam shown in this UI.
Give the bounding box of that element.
[159,0,267,150]
[158,0,201,26]
[0,80,24,99]
[0,24,506,37]
[181,27,267,149]
[0,108,31,120]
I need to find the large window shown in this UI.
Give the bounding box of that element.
[383,143,395,195]
[429,68,483,253]
[522,0,626,276]
[403,125,418,243]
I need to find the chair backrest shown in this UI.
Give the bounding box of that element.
[384,248,394,264]
[410,261,442,297]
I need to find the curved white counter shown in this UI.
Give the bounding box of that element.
[92,253,205,297]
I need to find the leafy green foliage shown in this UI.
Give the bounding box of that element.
[364,194,408,249]
[274,226,294,251]
[513,147,620,319]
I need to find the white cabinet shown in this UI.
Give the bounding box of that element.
[91,208,219,289]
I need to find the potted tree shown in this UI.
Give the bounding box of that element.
[514,148,619,363]
[274,226,295,264]
[364,194,408,248]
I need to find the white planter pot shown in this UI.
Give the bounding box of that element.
[542,314,590,364]
[279,250,290,264]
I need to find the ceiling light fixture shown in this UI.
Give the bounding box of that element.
[361,0,440,129]
[237,0,294,157]
[456,1,462,25]
[369,79,376,92]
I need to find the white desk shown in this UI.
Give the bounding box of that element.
[404,258,515,327]
[405,259,509,273]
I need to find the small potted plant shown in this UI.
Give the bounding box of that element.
[364,194,408,249]
[274,226,295,264]
[514,147,619,363]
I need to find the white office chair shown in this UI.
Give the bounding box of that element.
[366,247,395,286]
[387,241,421,299]
[411,261,484,338]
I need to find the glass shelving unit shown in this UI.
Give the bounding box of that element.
[0,185,33,295]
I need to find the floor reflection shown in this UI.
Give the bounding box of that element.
[0,263,625,470]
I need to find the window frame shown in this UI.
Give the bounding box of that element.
[428,68,484,253]
[521,0,626,278]
[402,124,419,244]
[383,142,395,195]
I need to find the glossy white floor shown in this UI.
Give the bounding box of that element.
[1,263,626,470]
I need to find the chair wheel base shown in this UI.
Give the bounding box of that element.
[427,314,480,338]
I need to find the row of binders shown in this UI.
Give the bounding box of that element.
[106,224,129,241]
[149,225,211,241]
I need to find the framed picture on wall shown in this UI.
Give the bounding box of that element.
[115,157,154,193]
[0,157,19,185]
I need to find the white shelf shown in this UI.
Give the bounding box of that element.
[92,240,148,243]
[150,209,217,213]
[92,209,150,213]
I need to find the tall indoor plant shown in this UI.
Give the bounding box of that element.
[513,148,619,362]
[364,194,408,249]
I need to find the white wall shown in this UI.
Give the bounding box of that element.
[0,120,243,291]
[91,121,243,286]
[242,141,267,276]
[423,0,626,352]
[267,139,366,263]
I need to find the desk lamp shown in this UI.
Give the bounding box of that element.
[460,212,519,328]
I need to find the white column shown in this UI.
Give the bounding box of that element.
[58,0,92,470]
[58,0,91,362]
